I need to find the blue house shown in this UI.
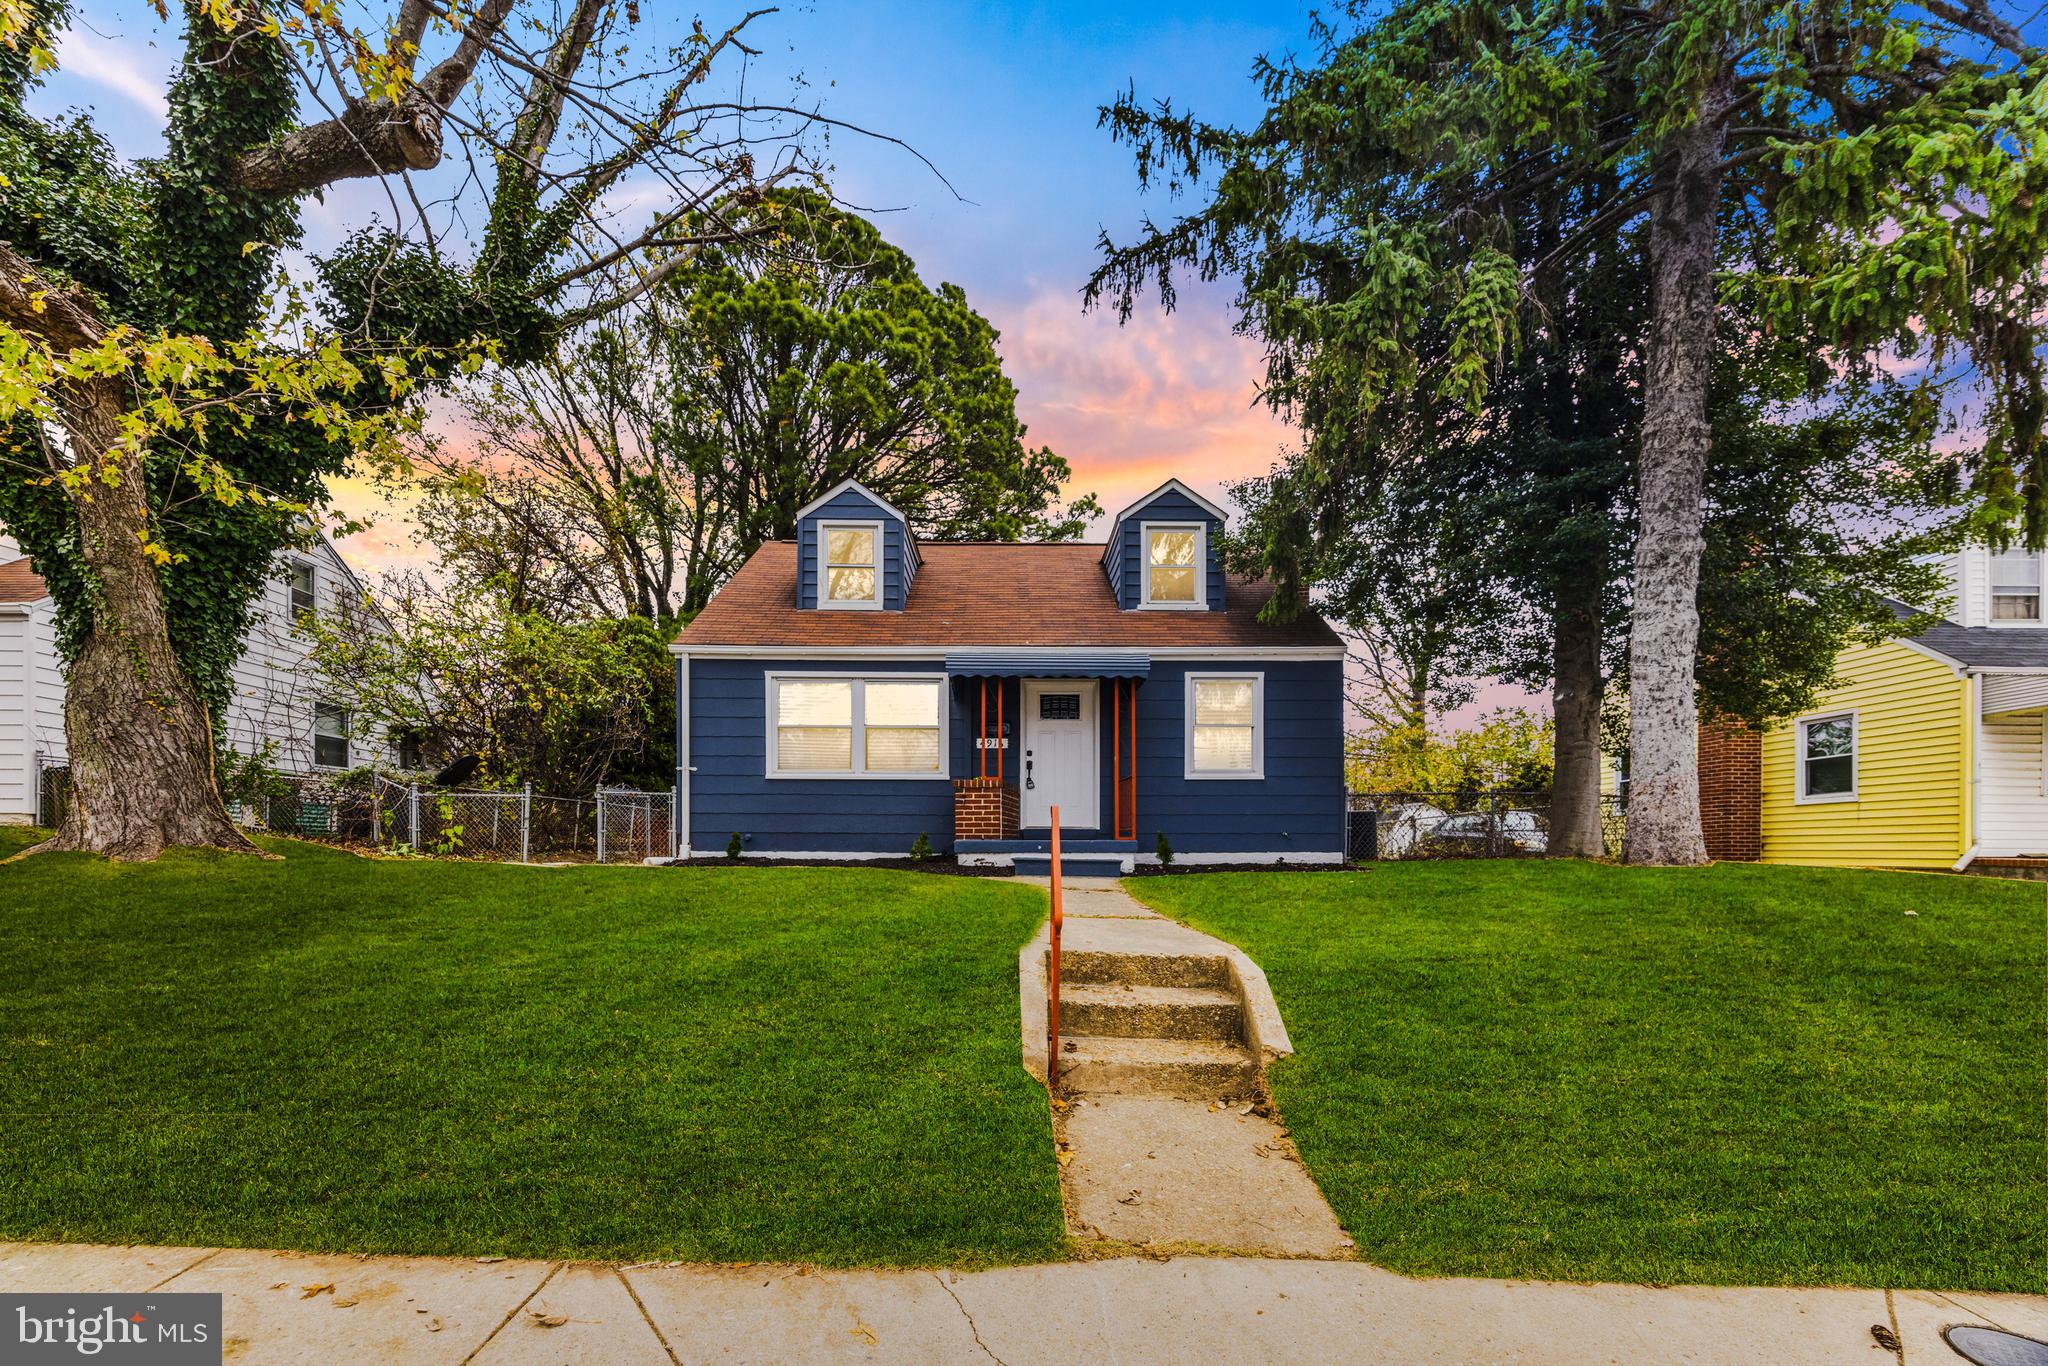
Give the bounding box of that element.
[672,478,1347,873]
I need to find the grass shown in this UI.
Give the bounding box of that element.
[0,829,1064,1267]
[1125,861,2045,1292]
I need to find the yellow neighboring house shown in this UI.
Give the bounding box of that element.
[1755,544,2048,872]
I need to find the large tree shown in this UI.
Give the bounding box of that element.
[1089,0,2045,864]
[416,190,1095,621]
[0,2,879,858]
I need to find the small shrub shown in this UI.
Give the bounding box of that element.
[1155,830,1174,868]
[910,832,933,863]
[725,831,744,860]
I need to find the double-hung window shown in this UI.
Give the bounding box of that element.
[313,703,351,769]
[821,523,882,608]
[1991,547,2043,622]
[1185,673,1263,779]
[769,675,946,778]
[289,562,316,621]
[1795,712,1856,803]
[1142,524,1204,608]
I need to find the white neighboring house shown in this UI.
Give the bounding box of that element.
[0,528,398,824]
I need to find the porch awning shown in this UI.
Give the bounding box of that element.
[945,650,1150,679]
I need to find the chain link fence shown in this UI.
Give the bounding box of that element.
[28,759,669,864]
[596,787,674,863]
[1348,790,1628,861]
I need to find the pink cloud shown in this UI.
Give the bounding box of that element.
[990,285,1294,522]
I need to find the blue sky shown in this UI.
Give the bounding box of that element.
[31,1,1326,546]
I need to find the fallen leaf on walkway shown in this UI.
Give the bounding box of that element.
[426,1318,443,1333]
[333,1296,359,1309]
[1871,1325,1901,1352]
[849,1319,877,1346]
[269,1282,286,1291]
[1057,1149,1074,1167]
[476,1255,506,1264]
[299,1284,334,1299]
[529,1311,570,1328]
[1118,1190,1142,1205]
[1207,1102,1219,1112]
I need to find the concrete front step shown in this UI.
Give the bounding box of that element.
[1056,1035,1260,1099]
[1062,983,1243,1042]
[1063,949,1231,990]
[1013,853,1130,877]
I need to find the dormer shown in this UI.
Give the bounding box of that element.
[1953,541,2046,628]
[1101,478,1228,611]
[795,479,920,611]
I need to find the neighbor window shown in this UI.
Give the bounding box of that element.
[289,562,316,620]
[313,703,350,769]
[1991,547,2042,622]
[769,675,945,777]
[1796,712,1856,802]
[822,523,881,607]
[1185,673,1263,778]
[1143,524,1203,607]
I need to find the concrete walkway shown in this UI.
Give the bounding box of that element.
[1016,876,1351,1256]
[3,1240,2039,1363]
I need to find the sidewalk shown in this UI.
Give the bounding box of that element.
[3,1240,2039,1364]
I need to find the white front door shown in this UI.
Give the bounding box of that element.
[1021,679,1099,829]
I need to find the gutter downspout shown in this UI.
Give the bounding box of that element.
[1956,670,1982,872]
[675,649,690,860]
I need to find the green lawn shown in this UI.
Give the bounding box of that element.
[0,829,1064,1267]
[1125,862,2045,1292]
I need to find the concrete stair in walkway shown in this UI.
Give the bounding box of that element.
[1054,925,1260,1099]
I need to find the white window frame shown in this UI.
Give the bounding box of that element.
[1184,671,1265,780]
[818,520,884,610]
[1793,709,1858,804]
[312,701,351,771]
[1140,521,1208,610]
[765,671,949,780]
[1987,546,2044,627]
[288,560,317,623]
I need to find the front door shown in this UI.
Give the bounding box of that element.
[1021,679,1099,829]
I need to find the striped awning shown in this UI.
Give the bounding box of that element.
[945,651,1149,679]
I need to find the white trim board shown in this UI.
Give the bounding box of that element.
[673,643,1347,660]
[1106,477,1231,527]
[793,477,912,525]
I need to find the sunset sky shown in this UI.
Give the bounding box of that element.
[31,2,1317,564]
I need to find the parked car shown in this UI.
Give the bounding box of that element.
[1372,802,1451,858]
[1424,808,1549,855]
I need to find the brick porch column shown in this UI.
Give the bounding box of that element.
[954,777,1020,841]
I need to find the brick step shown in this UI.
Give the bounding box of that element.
[1054,1035,1259,1099]
[1061,983,1242,1042]
[1061,949,1231,990]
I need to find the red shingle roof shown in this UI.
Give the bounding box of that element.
[0,557,47,604]
[676,541,1342,649]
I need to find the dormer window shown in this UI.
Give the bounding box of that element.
[1142,523,1205,609]
[1991,547,2042,622]
[822,523,882,609]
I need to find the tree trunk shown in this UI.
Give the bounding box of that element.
[1622,100,1728,866]
[30,382,257,860]
[1549,562,1607,858]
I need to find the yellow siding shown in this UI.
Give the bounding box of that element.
[1759,640,1971,868]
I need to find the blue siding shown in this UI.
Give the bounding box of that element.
[682,656,1343,858]
[1117,660,1343,855]
[797,488,911,610]
[688,657,953,855]
[1107,489,1225,611]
